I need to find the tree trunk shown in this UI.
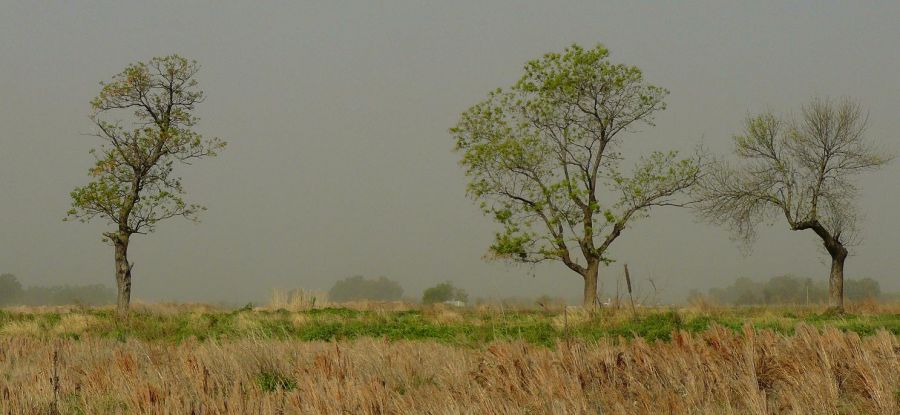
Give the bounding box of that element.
[802,221,848,313]
[582,261,600,307]
[113,233,132,318]
[828,249,847,313]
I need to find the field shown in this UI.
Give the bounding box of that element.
[1,303,898,414]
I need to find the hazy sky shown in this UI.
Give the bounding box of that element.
[1,1,898,304]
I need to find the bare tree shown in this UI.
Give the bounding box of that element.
[695,97,891,312]
[451,44,701,306]
[66,55,225,317]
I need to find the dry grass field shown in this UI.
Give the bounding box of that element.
[0,304,897,414]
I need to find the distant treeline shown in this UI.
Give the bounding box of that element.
[328,276,404,302]
[0,273,115,306]
[692,275,882,305]
[327,276,471,305]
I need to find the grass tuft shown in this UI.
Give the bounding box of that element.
[256,370,297,392]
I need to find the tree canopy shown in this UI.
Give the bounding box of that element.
[695,97,891,310]
[67,55,225,237]
[696,97,889,246]
[328,276,404,302]
[451,44,700,305]
[422,282,468,304]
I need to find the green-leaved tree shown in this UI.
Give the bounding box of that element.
[66,55,225,317]
[422,282,468,305]
[451,44,700,306]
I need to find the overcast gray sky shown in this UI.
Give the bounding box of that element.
[1,1,897,304]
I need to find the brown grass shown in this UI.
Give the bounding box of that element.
[1,324,896,414]
[267,288,330,311]
[265,288,419,312]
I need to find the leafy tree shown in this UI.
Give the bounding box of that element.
[451,44,700,306]
[0,273,23,305]
[762,275,820,304]
[422,282,468,304]
[66,55,225,317]
[328,276,404,302]
[696,97,891,312]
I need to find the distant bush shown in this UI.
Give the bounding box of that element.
[0,274,23,305]
[422,282,468,304]
[703,275,882,305]
[845,278,881,301]
[328,276,404,302]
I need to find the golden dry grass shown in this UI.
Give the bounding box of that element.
[1,324,896,414]
[268,288,330,312]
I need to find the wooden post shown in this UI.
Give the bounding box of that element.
[625,264,636,319]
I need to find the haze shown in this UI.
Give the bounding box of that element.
[1,1,897,304]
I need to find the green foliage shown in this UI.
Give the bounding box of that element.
[256,371,297,392]
[450,43,699,275]
[422,282,468,304]
[67,55,225,237]
[0,307,894,346]
[328,276,404,302]
[598,311,684,341]
[0,274,22,306]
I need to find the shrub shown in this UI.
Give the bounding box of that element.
[0,274,23,306]
[328,276,404,302]
[845,278,881,301]
[422,282,468,304]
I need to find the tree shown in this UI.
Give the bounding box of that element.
[328,276,404,302]
[0,273,23,306]
[762,275,818,304]
[66,56,225,317]
[695,97,891,312]
[451,44,701,306]
[422,282,468,304]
